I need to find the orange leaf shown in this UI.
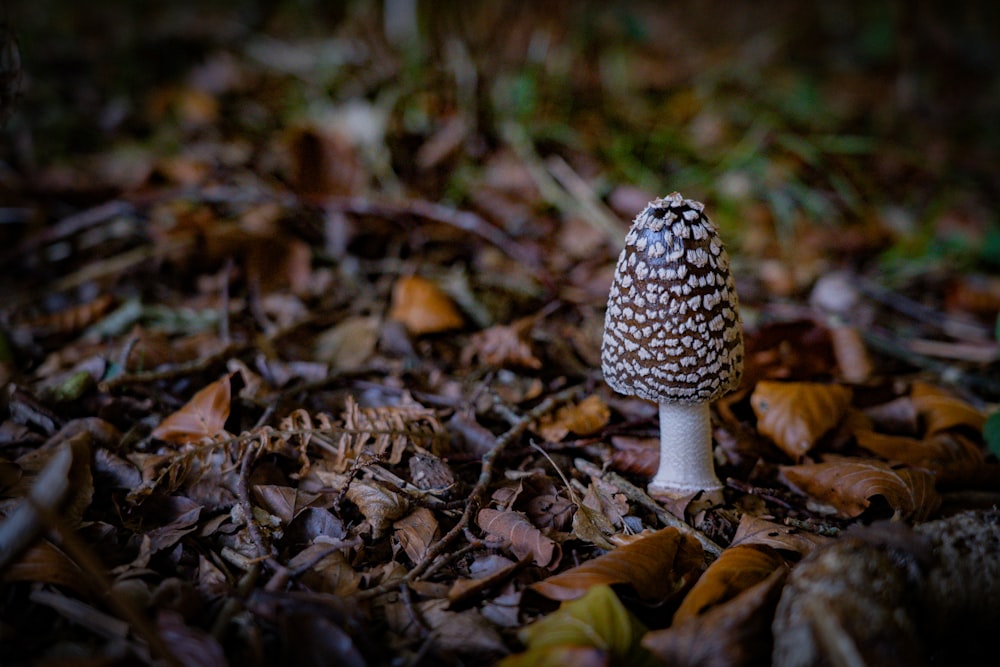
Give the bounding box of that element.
[477,509,560,569]
[751,381,852,458]
[643,567,787,667]
[730,514,828,556]
[855,429,984,475]
[780,459,940,520]
[673,544,787,623]
[150,373,233,444]
[527,527,703,604]
[388,275,463,335]
[910,382,986,435]
[536,395,611,442]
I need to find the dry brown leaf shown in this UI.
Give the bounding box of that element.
[855,429,983,471]
[289,544,362,597]
[465,316,542,369]
[527,527,703,604]
[477,508,560,569]
[730,514,829,556]
[643,567,788,667]
[609,435,658,477]
[535,395,610,442]
[345,479,410,539]
[394,506,439,565]
[150,373,233,444]
[2,540,89,597]
[313,316,381,371]
[673,544,787,623]
[780,459,941,520]
[910,382,986,435]
[448,554,527,607]
[828,324,872,383]
[751,381,852,459]
[388,275,464,335]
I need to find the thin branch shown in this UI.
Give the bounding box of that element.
[323,195,542,274]
[574,458,724,560]
[356,384,585,600]
[100,343,251,391]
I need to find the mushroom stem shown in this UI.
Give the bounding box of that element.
[649,401,723,501]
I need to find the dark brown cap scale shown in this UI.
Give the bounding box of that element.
[602,192,743,403]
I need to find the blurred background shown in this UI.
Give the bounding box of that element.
[2,0,999,390]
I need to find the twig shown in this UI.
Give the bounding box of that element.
[236,437,290,585]
[574,458,723,559]
[356,384,585,600]
[501,121,622,246]
[545,154,624,245]
[100,342,251,391]
[323,195,541,274]
[726,478,795,509]
[12,200,135,256]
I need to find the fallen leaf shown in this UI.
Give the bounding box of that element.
[751,381,852,458]
[643,568,788,667]
[527,527,703,604]
[536,395,610,441]
[673,544,787,623]
[503,585,658,667]
[780,459,941,520]
[448,554,527,608]
[388,275,464,335]
[394,506,438,565]
[609,435,658,477]
[150,373,233,444]
[345,479,410,538]
[466,316,542,369]
[910,382,986,435]
[313,316,381,370]
[855,429,985,486]
[730,514,829,556]
[2,540,89,597]
[477,508,560,569]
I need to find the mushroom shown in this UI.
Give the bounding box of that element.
[601,192,743,505]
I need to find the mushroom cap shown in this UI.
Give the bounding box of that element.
[601,192,743,403]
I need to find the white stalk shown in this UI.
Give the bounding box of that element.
[648,401,723,500]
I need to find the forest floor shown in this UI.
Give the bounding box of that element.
[1,2,999,666]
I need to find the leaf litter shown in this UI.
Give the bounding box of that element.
[1,3,1000,666]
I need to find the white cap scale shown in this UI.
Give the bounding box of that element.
[602,193,743,504]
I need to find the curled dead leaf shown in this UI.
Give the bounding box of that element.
[151,373,233,444]
[394,506,439,565]
[910,382,986,435]
[730,514,829,556]
[643,567,788,667]
[345,479,410,538]
[527,527,703,604]
[751,381,852,459]
[855,429,985,487]
[780,458,941,521]
[673,544,787,623]
[477,508,560,569]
